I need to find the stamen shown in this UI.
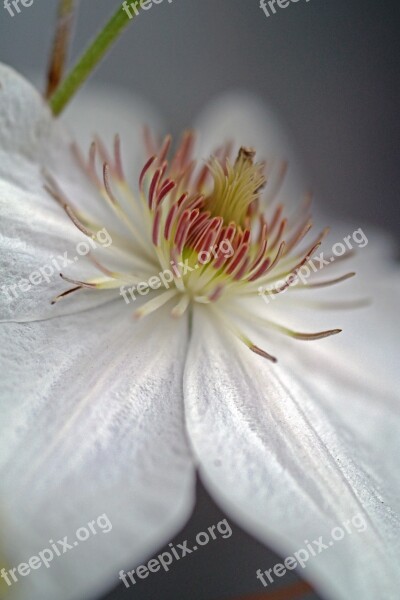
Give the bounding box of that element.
[294,272,356,290]
[267,204,283,235]
[103,163,119,205]
[248,241,285,283]
[226,243,249,276]
[60,273,125,289]
[269,217,287,251]
[196,162,211,190]
[296,298,371,310]
[157,135,172,165]
[212,306,277,363]
[208,284,224,303]
[43,174,98,239]
[250,344,278,363]
[229,303,342,344]
[171,131,195,172]
[283,219,313,256]
[152,208,162,246]
[114,134,124,181]
[94,135,115,176]
[139,155,156,190]
[89,141,97,174]
[134,289,178,319]
[51,285,82,304]
[148,168,162,209]
[234,258,250,281]
[164,202,180,240]
[156,180,176,207]
[171,294,190,318]
[143,125,157,157]
[88,253,129,281]
[281,327,342,341]
[263,160,288,206]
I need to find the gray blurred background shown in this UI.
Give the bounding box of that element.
[1,0,399,599]
[1,0,399,236]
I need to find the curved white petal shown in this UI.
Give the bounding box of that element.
[0,301,194,600]
[0,64,160,322]
[0,63,85,202]
[0,178,121,322]
[194,91,305,204]
[184,305,400,600]
[0,63,159,202]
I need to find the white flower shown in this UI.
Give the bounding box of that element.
[0,63,399,600]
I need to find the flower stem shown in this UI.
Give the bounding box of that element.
[46,0,78,99]
[49,5,136,117]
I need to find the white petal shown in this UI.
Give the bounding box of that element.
[194,91,305,203]
[0,301,194,600]
[0,63,79,200]
[0,63,158,201]
[0,64,160,322]
[184,306,400,600]
[0,178,119,322]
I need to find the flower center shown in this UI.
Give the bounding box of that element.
[137,132,319,310]
[46,130,355,362]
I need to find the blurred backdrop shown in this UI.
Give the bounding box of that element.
[1,1,399,599]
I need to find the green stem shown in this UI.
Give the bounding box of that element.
[49,5,136,117]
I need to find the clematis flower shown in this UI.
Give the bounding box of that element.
[0,62,399,600]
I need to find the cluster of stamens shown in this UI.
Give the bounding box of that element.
[45,130,355,362]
